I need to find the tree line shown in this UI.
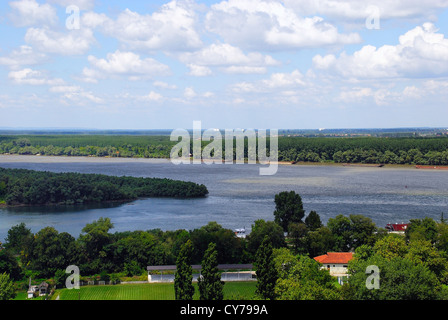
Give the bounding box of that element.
[1,191,448,300]
[0,167,208,206]
[2,135,448,165]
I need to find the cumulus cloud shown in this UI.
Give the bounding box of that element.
[205,0,361,50]
[9,0,58,27]
[153,81,177,90]
[313,23,448,79]
[179,42,280,75]
[81,1,202,52]
[82,50,171,82]
[187,64,213,77]
[283,0,448,22]
[232,69,307,93]
[0,45,47,69]
[47,0,95,10]
[24,27,95,55]
[8,68,64,85]
[49,84,104,104]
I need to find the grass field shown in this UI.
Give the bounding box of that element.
[52,282,257,300]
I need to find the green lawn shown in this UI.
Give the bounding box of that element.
[52,281,257,300]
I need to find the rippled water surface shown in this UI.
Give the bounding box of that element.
[1,155,447,241]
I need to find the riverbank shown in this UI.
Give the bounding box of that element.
[0,154,420,170]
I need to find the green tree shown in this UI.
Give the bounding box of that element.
[287,222,308,254]
[174,240,195,300]
[405,217,438,244]
[247,219,285,257]
[53,269,67,289]
[255,236,278,300]
[198,242,224,300]
[0,249,22,280]
[346,254,441,300]
[0,273,16,300]
[373,234,407,260]
[5,222,32,254]
[27,227,76,277]
[304,226,336,257]
[79,217,114,273]
[275,253,341,300]
[436,222,448,254]
[349,214,377,249]
[305,211,323,231]
[405,239,448,283]
[353,244,374,261]
[327,215,352,251]
[190,222,243,264]
[273,191,305,232]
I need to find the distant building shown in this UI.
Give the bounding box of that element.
[27,280,49,299]
[385,223,409,233]
[314,252,354,285]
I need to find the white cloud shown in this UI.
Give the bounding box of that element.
[179,42,280,75]
[262,70,306,88]
[83,50,171,82]
[50,84,104,104]
[82,1,202,52]
[141,91,164,102]
[184,87,197,99]
[0,45,47,69]
[283,0,448,22]
[49,85,82,93]
[182,87,213,99]
[8,68,64,85]
[223,66,267,74]
[47,0,95,10]
[336,87,374,103]
[25,27,95,55]
[9,0,57,27]
[232,69,307,93]
[205,0,361,50]
[313,23,448,79]
[187,64,212,77]
[153,81,177,90]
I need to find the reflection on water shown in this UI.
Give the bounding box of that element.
[1,158,448,241]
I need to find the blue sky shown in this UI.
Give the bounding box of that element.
[1,0,448,130]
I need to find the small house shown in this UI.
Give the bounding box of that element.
[38,282,49,296]
[314,252,354,284]
[27,281,49,299]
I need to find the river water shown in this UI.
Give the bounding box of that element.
[1,155,447,241]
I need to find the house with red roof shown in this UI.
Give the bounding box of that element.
[313,252,354,284]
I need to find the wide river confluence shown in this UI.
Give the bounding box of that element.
[1,155,447,241]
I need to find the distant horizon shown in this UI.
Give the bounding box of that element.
[1,126,447,132]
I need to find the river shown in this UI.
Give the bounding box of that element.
[1,155,447,241]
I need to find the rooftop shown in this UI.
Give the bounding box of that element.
[314,252,354,264]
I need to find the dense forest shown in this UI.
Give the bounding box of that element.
[0,167,208,206]
[1,135,448,165]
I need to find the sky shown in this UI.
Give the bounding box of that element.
[0,0,448,130]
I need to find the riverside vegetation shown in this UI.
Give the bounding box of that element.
[1,191,448,300]
[0,167,208,206]
[2,135,448,165]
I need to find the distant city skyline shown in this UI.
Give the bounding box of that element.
[1,0,448,130]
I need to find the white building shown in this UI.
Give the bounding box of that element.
[314,252,354,285]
